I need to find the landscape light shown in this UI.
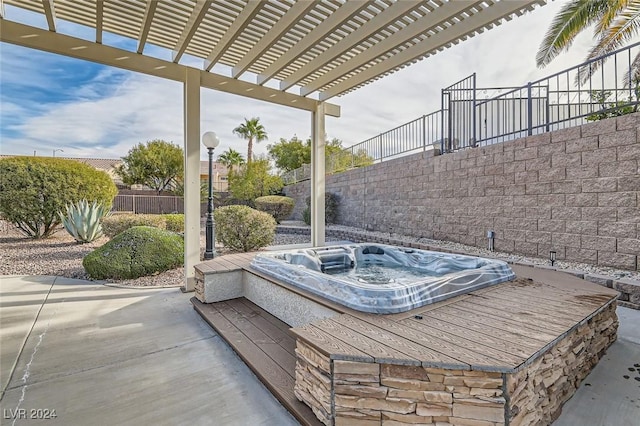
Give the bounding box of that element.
[202,132,220,260]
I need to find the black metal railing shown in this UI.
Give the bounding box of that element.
[283,40,640,184]
[441,74,477,152]
[475,41,640,146]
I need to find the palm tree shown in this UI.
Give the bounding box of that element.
[536,0,640,83]
[217,148,245,173]
[233,117,268,163]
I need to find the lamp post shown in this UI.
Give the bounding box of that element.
[202,131,220,260]
[52,149,64,157]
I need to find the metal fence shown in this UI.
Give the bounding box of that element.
[113,195,184,214]
[282,164,312,185]
[282,110,442,184]
[476,42,640,146]
[442,74,477,151]
[283,40,640,184]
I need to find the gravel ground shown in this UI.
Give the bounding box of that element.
[0,224,312,287]
[1,221,637,287]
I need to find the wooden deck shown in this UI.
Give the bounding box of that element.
[191,296,323,426]
[290,265,618,372]
[194,252,255,274]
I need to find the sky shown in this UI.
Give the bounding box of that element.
[0,1,597,161]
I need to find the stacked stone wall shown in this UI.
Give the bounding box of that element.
[507,302,618,425]
[295,342,333,425]
[285,114,640,271]
[294,302,618,425]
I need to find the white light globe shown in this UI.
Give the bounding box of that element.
[202,131,220,149]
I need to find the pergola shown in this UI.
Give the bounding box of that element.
[0,0,546,290]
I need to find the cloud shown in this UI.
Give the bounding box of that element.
[0,0,626,161]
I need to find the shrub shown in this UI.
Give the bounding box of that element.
[303,192,339,225]
[303,207,311,226]
[59,200,109,243]
[214,205,275,252]
[102,214,166,238]
[218,197,255,209]
[83,226,184,280]
[0,157,117,238]
[254,195,295,224]
[228,159,283,201]
[163,214,184,232]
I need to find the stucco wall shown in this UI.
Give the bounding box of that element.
[284,113,640,270]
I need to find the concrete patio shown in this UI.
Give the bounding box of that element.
[0,275,638,425]
[0,276,297,425]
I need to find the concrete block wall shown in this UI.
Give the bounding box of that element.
[284,113,640,270]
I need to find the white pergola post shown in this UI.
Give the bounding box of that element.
[311,102,326,247]
[182,68,201,292]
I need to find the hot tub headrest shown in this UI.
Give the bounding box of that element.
[362,246,385,255]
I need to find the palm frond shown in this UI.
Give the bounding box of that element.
[623,50,640,86]
[591,3,640,58]
[576,4,640,83]
[536,0,611,67]
[594,0,633,34]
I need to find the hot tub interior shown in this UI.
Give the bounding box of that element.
[251,244,516,313]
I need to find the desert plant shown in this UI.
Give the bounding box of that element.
[83,226,184,280]
[303,193,339,226]
[254,195,294,224]
[0,157,117,238]
[101,214,166,238]
[214,205,275,252]
[59,200,109,243]
[163,214,184,233]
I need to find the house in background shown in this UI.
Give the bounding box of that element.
[73,157,126,187]
[200,161,229,192]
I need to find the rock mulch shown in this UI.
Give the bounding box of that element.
[0,225,310,287]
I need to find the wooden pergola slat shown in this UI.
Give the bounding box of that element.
[4,0,546,98]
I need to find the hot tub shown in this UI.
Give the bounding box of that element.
[250,244,515,314]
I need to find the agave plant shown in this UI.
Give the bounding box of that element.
[59,200,109,243]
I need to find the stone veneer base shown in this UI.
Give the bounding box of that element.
[294,301,618,426]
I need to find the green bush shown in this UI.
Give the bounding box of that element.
[254,195,295,224]
[83,226,184,280]
[303,192,339,226]
[0,157,117,238]
[228,159,283,201]
[214,205,275,252]
[163,214,184,232]
[102,214,166,238]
